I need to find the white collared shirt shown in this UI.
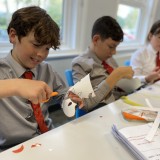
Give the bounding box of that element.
[130,44,157,83]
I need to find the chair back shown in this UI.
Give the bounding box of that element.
[124,60,130,66]
[65,69,74,86]
[64,69,86,118]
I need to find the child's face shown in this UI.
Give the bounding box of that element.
[10,30,51,69]
[93,36,120,61]
[149,33,160,52]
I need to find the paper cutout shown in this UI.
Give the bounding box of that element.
[116,78,142,93]
[121,96,142,106]
[12,145,24,153]
[145,98,154,108]
[145,111,160,142]
[62,98,77,117]
[122,106,160,142]
[122,108,157,121]
[69,74,95,99]
[31,143,41,148]
[62,74,95,117]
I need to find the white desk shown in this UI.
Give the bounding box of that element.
[1,82,160,160]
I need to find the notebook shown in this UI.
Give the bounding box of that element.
[112,123,160,160]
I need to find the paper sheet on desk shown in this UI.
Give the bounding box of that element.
[116,78,142,93]
[112,123,160,160]
[62,74,95,117]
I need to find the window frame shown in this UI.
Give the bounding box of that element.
[116,0,155,51]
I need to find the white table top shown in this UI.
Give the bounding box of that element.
[1,82,160,160]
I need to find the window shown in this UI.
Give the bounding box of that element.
[116,0,155,48]
[0,0,64,57]
[117,4,140,42]
[0,0,63,41]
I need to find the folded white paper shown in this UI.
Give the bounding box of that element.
[62,74,95,117]
[116,78,142,93]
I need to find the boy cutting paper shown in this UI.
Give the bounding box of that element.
[0,6,83,150]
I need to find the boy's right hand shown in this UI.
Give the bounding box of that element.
[15,79,52,104]
[114,66,134,79]
[106,66,134,89]
[145,67,160,83]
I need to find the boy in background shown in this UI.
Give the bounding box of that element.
[72,16,133,112]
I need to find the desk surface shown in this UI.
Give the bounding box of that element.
[1,82,160,160]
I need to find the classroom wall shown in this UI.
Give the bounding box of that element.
[47,56,75,82]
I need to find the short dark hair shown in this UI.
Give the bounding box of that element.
[91,16,123,42]
[147,20,160,41]
[7,6,60,50]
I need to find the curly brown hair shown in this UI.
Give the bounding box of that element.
[7,6,60,50]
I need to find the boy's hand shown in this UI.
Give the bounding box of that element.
[106,66,134,89]
[145,67,160,83]
[15,79,52,104]
[68,91,84,108]
[114,66,134,79]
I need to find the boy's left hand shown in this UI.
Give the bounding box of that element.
[68,91,84,109]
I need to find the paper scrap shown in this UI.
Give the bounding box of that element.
[145,111,160,142]
[31,143,41,148]
[12,145,24,153]
[121,96,142,106]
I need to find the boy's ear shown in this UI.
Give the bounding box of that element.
[92,35,101,45]
[148,33,153,41]
[8,28,17,44]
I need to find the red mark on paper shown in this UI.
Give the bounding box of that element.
[12,145,24,153]
[31,143,41,148]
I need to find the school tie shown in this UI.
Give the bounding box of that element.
[102,61,114,74]
[156,52,160,67]
[23,71,48,133]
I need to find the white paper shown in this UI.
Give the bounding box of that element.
[112,123,160,160]
[62,99,77,117]
[62,74,95,117]
[69,74,95,99]
[116,78,142,93]
[145,111,160,142]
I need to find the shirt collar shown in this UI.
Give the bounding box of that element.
[6,52,37,78]
[147,44,157,55]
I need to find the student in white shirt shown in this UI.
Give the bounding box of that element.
[130,20,160,84]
